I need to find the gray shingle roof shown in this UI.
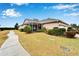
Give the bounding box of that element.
[39,18,59,23]
[23,18,69,25]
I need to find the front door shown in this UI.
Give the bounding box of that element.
[33,25,37,31]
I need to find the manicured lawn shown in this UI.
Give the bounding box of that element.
[15,30,79,56]
[0,31,8,47]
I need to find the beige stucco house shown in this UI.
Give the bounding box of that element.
[19,18,70,31]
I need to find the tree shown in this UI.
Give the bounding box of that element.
[71,24,77,28]
[77,25,79,29]
[15,23,19,30]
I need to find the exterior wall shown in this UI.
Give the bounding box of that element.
[19,25,26,29]
[43,23,59,29]
[58,23,69,30]
[19,22,69,31]
[42,22,68,30]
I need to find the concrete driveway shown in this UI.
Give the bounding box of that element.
[0,31,30,56]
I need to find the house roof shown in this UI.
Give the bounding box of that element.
[23,18,40,25]
[39,18,59,23]
[23,18,69,25]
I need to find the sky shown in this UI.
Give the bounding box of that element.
[0,3,79,27]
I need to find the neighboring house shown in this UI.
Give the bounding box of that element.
[19,18,70,31]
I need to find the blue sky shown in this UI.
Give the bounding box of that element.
[0,3,79,27]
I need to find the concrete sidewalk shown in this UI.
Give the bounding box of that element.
[0,31,30,56]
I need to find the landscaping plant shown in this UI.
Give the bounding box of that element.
[64,27,76,38]
[64,31,76,38]
[24,25,32,33]
[48,27,66,36]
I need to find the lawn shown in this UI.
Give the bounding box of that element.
[0,31,8,47]
[15,30,79,56]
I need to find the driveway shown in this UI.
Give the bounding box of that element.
[0,31,30,56]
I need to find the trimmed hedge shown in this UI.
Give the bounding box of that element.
[48,27,66,36]
[24,25,32,33]
[47,29,53,35]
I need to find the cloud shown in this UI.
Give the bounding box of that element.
[52,4,78,10]
[2,9,21,17]
[71,8,79,11]
[10,3,29,6]
[65,12,79,16]
[44,4,79,11]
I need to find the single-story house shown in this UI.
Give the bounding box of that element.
[19,18,70,31]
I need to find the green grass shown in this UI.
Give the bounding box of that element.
[15,30,79,56]
[0,31,8,47]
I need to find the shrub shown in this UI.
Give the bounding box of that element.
[67,27,73,31]
[47,29,54,35]
[58,28,66,35]
[19,29,24,32]
[42,27,47,33]
[64,31,76,38]
[65,27,76,38]
[48,28,66,36]
[77,31,79,34]
[24,25,32,33]
[37,27,47,32]
[76,29,79,34]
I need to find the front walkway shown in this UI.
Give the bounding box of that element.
[0,31,30,56]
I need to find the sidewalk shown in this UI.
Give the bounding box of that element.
[0,31,30,56]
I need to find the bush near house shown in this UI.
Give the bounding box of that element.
[67,27,73,31]
[70,24,79,34]
[24,25,32,33]
[37,27,47,33]
[64,31,76,38]
[19,29,24,32]
[42,27,47,32]
[64,27,76,38]
[48,27,66,36]
[76,29,79,34]
[47,29,53,35]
